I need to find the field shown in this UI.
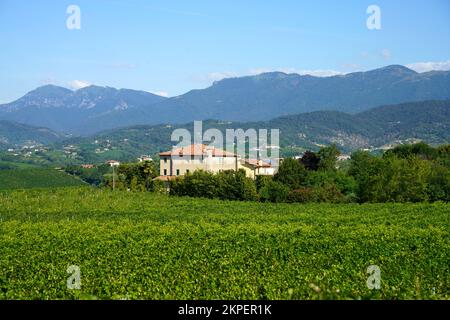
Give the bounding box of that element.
[0,187,448,300]
[0,169,85,190]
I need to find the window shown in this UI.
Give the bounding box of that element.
[186,169,190,174]
[164,158,167,164]
[163,169,167,176]
[176,169,180,176]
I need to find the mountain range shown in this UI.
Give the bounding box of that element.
[1,65,450,135]
[41,99,450,164]
[0,85,167,135]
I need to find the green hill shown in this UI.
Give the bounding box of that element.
[0,120,67,150]
[54,99,450,163]
[0,168,85,189]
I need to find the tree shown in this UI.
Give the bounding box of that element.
[216,169,258,201]
[348,151,384,202]
[349,151,433,203]
[385,142,438,160]
[259,180,290,203]
[140,161,157,190]
[300,151,320,171]
[318,144,341,171]
[255,175,272,191]
[427,163,450,202]
[274,158,306,190]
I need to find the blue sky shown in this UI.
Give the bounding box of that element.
[0,0,449,102]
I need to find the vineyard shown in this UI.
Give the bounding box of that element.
[0,169,85,190]
[0,187,448,299]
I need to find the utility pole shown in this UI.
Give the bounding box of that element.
[112,164,115,190]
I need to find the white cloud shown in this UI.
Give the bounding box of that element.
[406,60,450,73]
[68,80,91,90]
[380,49,391,60]
[150,91,169,97]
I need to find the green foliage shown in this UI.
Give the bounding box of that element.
[115,161,157,191]
[65,164,111,186]
[274,158,306,189]
[386,142,438,160]
[259,180,290,203]
[255,175,273,191]
[287,187,315,203]
[216,169,259,202]
[426,163,450,202]
[318,144,341,171]
[0,188,448,299]
[55,142,449,205]
[170,170,258,201]
[170,170,218,199]
[349,151,439,203]
[0,169,85,190]
[300,151,320,171]
[287,185,346,204]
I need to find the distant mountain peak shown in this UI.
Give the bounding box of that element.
[1,65,449,135]
[30,84,73,95]
[372,64,417,75]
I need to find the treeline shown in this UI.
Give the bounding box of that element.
[65,161,161,191]
[65,164,111,186]
[66,142,449,203]
[169,143,450,203]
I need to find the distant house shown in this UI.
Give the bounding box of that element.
[155,144,277,182]
[81,164,95,169]
[106,160,120,167]
[138,155,153,162]
[239,159,275,180]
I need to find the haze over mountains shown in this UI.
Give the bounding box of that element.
[49,99,449,164]
[1,65,450,135]
[0,85,167,135]
[0,120,67,149]
[2,100,448,161]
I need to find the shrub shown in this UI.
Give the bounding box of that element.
[287,188,315,203]
[170,170,217,199]
[259,180,290,203]
[274,158,306,190]
[255,175,273,191]
[312,184,345,203]
[216,170,259,201]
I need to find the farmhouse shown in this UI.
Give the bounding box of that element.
[155,144,276,182]
[239,159,276,180]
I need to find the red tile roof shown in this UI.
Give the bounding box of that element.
[241,159,272,168]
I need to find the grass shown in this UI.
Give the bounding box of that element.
[0,187,448,300]
[0,160,40,170]
[0,169,85,190]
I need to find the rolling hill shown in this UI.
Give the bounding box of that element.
[0,169,85,189]
[0,120,68,150]
[49,99,450,163]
